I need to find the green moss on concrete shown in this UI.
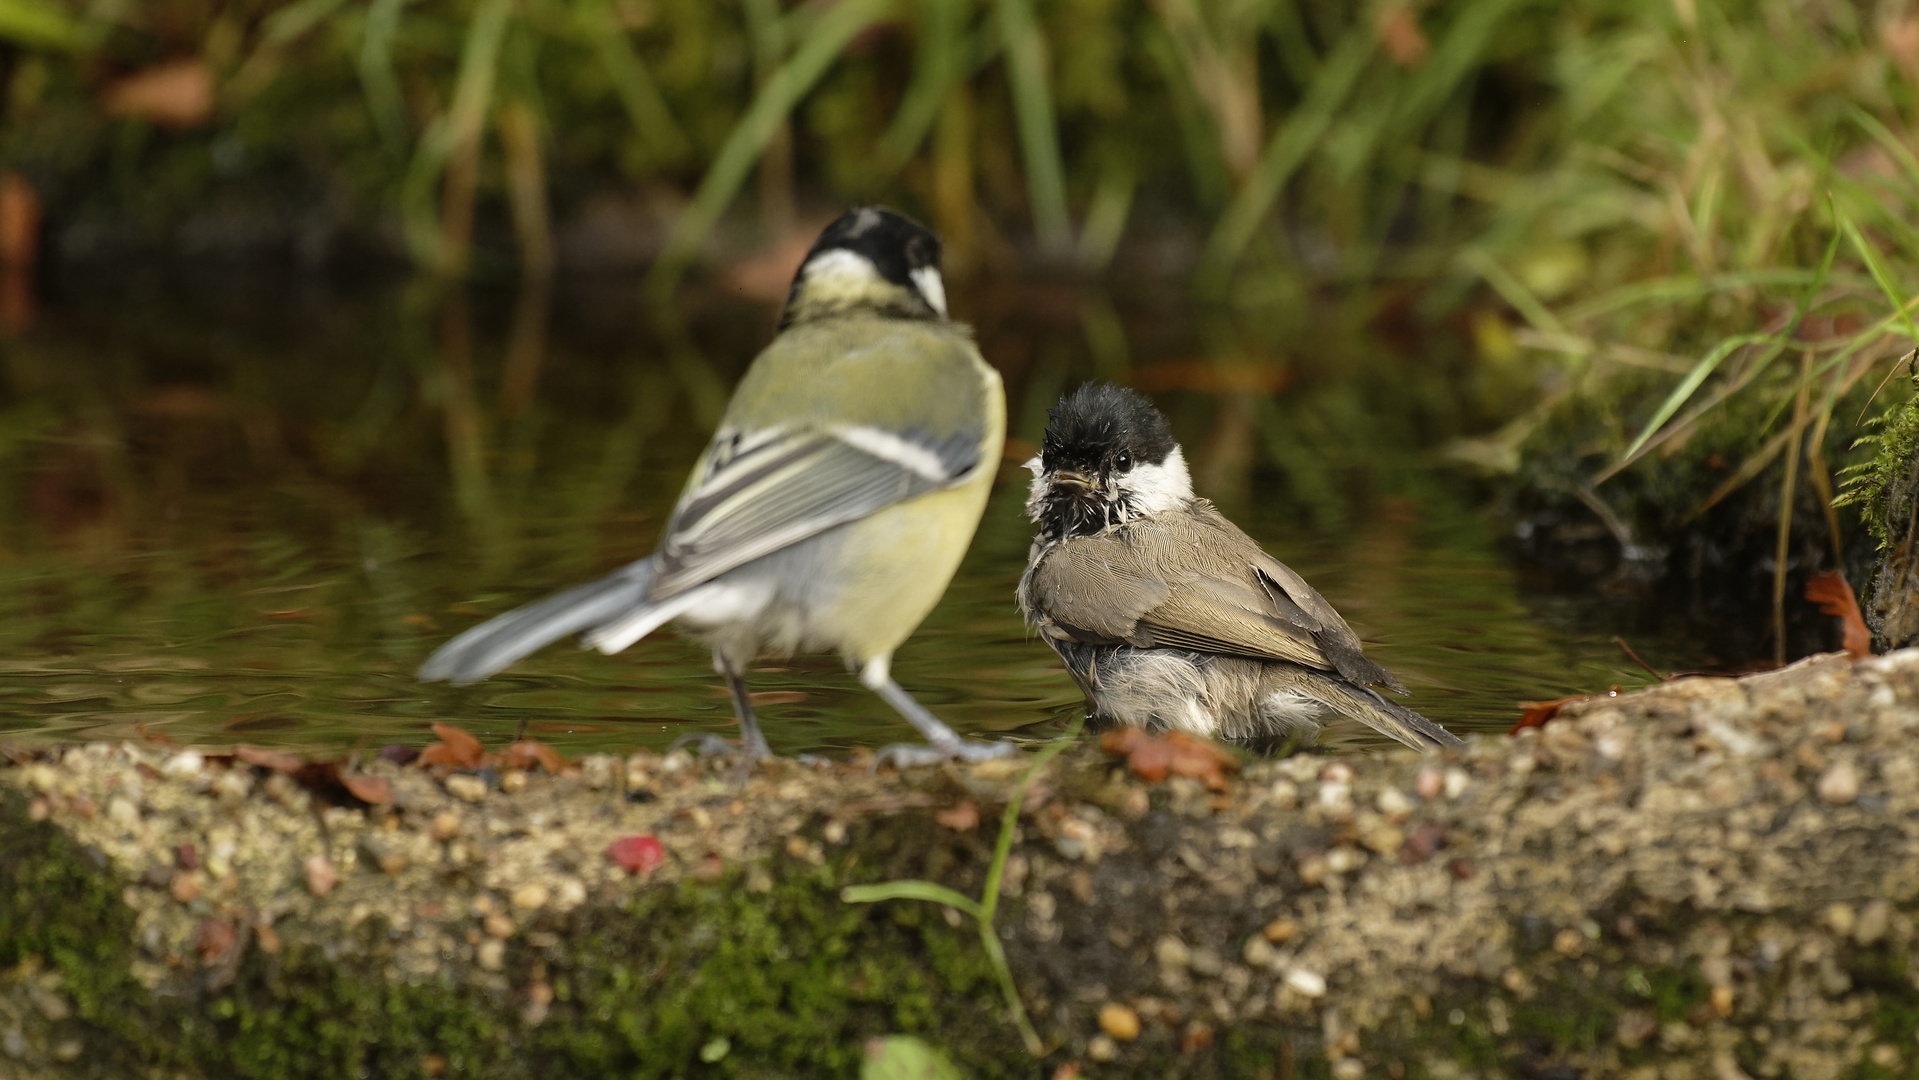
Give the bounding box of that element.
[532,860,1013,1078]
[0,792,1049,1079]
[0,788,158,1077]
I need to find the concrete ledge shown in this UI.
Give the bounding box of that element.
[5,650,1919,1078]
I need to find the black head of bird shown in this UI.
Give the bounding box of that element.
[1027,382,1188,542]
[781,205,947,328]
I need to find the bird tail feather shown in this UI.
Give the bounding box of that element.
[1271,667,1464,751]
[417,557,660,686]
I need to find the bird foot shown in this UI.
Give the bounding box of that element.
[871,738,1021,770]
[667,733,773,761]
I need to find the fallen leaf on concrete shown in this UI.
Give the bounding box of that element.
[500,740,568,773]
[607,835,666,876]
[421,723,485,769]
[194,918,236,963]
[935,801,980,831]
[1510,688,1619,734]
[340,774,392,805]
[234,745,302,773]
[1099,728,1237,791]
[1397,821,1449,866]
[1805,571,1872,659]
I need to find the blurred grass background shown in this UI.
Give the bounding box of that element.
[4,0,1919,669]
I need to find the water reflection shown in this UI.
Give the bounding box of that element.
[0,265,1687,756]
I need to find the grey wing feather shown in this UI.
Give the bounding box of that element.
[652,428,976,599]
[1247,551,1403,693]
[417,558,658,685]
[1027,510,1407,692]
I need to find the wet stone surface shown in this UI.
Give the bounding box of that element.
[5,649,1919,1077]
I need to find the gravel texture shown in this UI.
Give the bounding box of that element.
[5,649,1919,1078]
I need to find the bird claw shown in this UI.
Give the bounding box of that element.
[667,733,771,761]
[871,738,1021,770]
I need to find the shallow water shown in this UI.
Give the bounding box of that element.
[0,266,1697,757]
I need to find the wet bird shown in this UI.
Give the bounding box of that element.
[1017,383,1462,752]
[420,206,1013,764]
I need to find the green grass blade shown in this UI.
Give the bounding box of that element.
[979,920,1044,1054]
[1617,332,1773,462]
[398,0,513,268]
[646,0,894,295]
[358,0,411,154]
[1200,24,1372,281]
[0,0,81,49]
[1459,247,1565,335]
[1838,204,1919,344]
[874,0,971,176]
[995,0,1072,255]
[261,0,347,47]
[1849,106,1919,210]
[1558,269,1828,323]
[980,714,1081,925]
[1077,160,1136,271]
[1605,203,1846,476]
[580,0,691,164]
[841,881,984,919]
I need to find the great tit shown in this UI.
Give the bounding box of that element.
[419,206,1013,763]
[1017,383,1462,752]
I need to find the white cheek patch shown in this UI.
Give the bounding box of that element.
[910,266,948,317]
[803,249,883,297]
[1023,456,1048,521]
[1115,446,1193,517]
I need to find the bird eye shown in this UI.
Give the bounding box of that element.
[1116,453,1131,469]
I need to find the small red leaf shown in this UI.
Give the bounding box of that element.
[501,740,569,773]
[1510,697,1577,734]
[1806,571,1872,659]
[235,745,302,773]
[935,801,980,830]
[607,835,666,876]
[421,723,485,769]
[341,774,392,805]
[1099,727,1236,790]
[194,918,237,963]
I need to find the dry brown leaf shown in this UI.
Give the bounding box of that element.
[234,745,302,773]
[1099,727,1238,791]
[1376,5,1430,67]
[420,722,485,769]
[340,774,392,805]
[103,60,214,128]
[0,171,40,271]
[194,918,237,963]
[1510,697,1576,734]
[935,800,980,831]
[499,739,569,773]
[1805,571,1872,659]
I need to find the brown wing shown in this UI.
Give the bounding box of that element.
[1023,503,1404,691]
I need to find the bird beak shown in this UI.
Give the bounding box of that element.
[1050,469,1094,490]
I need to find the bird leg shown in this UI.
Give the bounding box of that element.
[860,656,1018,766]
[717,653,774,760]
